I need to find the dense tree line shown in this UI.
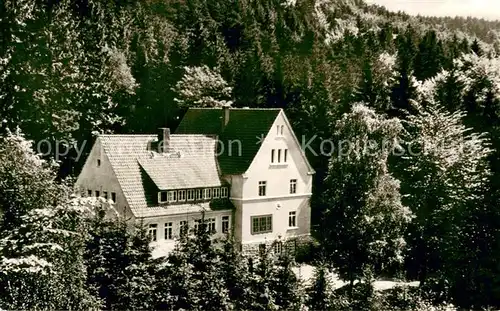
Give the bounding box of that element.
[2,0,500,309]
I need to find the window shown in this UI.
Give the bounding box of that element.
[179,220,188,236]
[290,179,297,194]
[207,218,216,233]
[103,191,108,200]
[271,149,275,163]
[148,224,158,242]
[213,188,220,199]
[178,190,186,202]
[97,159,101,167]
[164,222,173,240]
[251,215,272,234]
[87,190,92,197]
[222,216,230,233]
[258,181,267,196]
[187,190,195,201]
[284,149,288,163]
[278,149,281,163]
[274,241,283,254]
[168,191,177,203]
[221,187,228,198]
[194,219,202,232]
[195,218,216,233]
[195,189,203,200]
[95,190,100,197]
[289,211,297,227]
[159,191,168,203]
[276,125,280,135]
[204,188,212,200]
[281,125,284,135]
[111,192,116,202]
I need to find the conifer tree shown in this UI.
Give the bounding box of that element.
[414,30,443,81]
[247,247,278,311]
[270,251,302,310]
[390,28,418,117]
[306,264,336,311]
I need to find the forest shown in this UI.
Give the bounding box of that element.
[2,0,500,309]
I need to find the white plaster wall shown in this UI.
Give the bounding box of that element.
[236,111,313,245]
[75,138,134,219]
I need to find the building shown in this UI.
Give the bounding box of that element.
[76,107,314,257]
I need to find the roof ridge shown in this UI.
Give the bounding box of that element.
[187,107,282,111]
[99,134,156,137]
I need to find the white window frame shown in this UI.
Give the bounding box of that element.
[194,219,202,232]
[195,189,203,200]
[187,189,195,201]
[207,217,216,233]
[167,190,177,203]
[178,190,186,202]
[221,187,228,198]
[221,216,230,234]
[158,191,168,203]
[290,179,297,194]
[288,211,297,228]
[164,222,173,240]
[213,188,220,199]
[251,215,272,235]
[204,188,212,200]
[148,224,158,242]
[258,181,267,196]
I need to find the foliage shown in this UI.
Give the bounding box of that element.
[322,103,412,283]
[0,129,67,231]
[173,65,233,108]
[0,197,104,310]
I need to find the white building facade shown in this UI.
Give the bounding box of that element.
[76,107,314,257]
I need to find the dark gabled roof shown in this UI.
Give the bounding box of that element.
[176,108,281,175]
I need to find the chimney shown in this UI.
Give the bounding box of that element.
[222,106,230,130]
[158,128,170,153]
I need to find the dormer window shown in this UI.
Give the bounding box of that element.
[195,189,203,200]
[213,188,220,198]
[158,191,168,203]
[221,187,228,198]
[178,190,186,202]
[187,190,195,201]
[204,188,212,200]
[168,191,177,203]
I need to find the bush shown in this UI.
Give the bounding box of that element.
[293,238,321,264]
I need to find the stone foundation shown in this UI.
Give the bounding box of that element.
[240,235,314,257]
